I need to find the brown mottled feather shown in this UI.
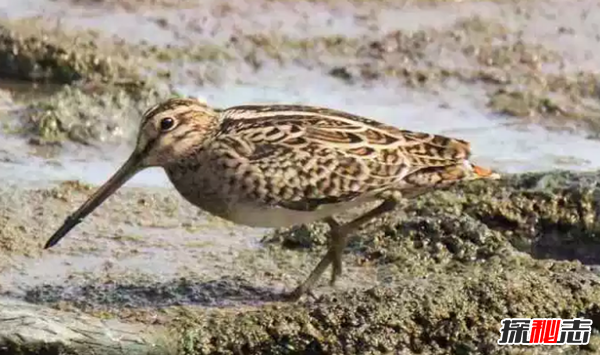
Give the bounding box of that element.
[207,104,475,211]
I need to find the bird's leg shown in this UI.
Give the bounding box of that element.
[283,246,336,301]
[285,198,399,301]
[323,217,343,286]
[328,199,399,286]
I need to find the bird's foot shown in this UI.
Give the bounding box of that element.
[281,285,317,302]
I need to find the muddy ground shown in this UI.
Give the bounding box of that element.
[1,0,600,354]
[3,172,600,354]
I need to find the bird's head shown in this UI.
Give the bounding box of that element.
[135,97,219,167]
[43,97,219,249]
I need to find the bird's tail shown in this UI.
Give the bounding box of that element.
[437,160,501,184]
[465,162,501,180]
[401,160,500,191]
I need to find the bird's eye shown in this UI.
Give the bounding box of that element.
[160,117,175,131]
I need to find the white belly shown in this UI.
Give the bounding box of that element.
[225,197,380,228]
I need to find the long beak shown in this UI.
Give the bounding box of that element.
[44,153,143,249]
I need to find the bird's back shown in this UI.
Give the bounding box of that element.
[208,104,495,203]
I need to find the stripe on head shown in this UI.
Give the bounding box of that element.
[141,98,213,128]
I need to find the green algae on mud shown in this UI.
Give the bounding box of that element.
[0,18,179,145]
[170,171,600,354]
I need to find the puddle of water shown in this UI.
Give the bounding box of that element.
[2,0,598,74]
[0,0,61,19]
[0,157,170,187]
[0,0,526,46]
[0,0,369,44]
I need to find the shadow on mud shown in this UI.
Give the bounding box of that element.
[16,276,281,310]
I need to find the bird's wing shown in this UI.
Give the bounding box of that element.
[212,104,475,211]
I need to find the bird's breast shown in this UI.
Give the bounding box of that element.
[165,166,231,215]
[168,167,380,228]
[167,173,335,227]
[164,160,381,228]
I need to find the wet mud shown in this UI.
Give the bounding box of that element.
[1,0,600,354]
[2,172,600,354]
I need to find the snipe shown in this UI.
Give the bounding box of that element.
[44,98,500,300]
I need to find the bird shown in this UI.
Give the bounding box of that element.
[43,97,500,301]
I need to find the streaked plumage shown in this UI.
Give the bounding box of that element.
[44,97,500,300]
